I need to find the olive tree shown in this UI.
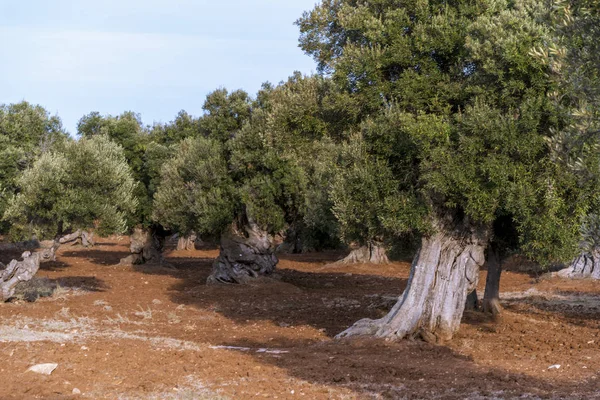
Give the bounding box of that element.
[1,135,137,298]
[3,135,137,240]
[154,75,351,282]
[299,0,597,341]
[0,102,67,233]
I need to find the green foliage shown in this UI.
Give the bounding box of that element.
[77,111,155,225]
[149,111,201,146]
[3,135,137,240]
[153,75,351,244]
[152,137,235,236]
[199,89,253,143]
[330,135,398,245]
[0,102,68,233]
[298,0,595,265]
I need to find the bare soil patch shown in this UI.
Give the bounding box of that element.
[1,238,599,399]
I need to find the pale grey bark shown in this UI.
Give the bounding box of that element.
[337,219,488,342]
[120,227,164,265]
[207,221,277,284]
[555,250,600,279]
[176,232,197,251]
[335,242,389,265]
[0,243,58,301]
[58,230,95,247]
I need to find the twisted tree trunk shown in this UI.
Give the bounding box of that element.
[0,243,58,301]
[59,230,95,247]
[207,221,277,284]
[337,219,488,342]
[336,242,389,264]
[556,250,600,279]
[177,232,197,251]
[483,245,503,316]
[120,227,164,265]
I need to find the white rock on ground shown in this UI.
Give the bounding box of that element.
[27,363,58,375]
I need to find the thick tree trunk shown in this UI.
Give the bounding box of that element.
[58,230,95,247]
[177,232,197,251]
[336,242,389,264]
[207,221,277,284]
[120,227,164,265]
[483,245,503,316]
[337,221,488,342]
[555,250,600,279]
[0,243,58,301]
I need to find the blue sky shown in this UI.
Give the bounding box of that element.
[0,0,318,134]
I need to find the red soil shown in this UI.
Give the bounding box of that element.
[0,238,599,399]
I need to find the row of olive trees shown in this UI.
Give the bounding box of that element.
[2,0,599,343]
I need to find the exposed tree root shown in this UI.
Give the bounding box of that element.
[0,243,58,302]
[337,217,489,342]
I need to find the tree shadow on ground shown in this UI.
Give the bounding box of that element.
[217,336,598,399]
[133,251,408,337]
[13,275,109,302]
[61,248,130,266]
[500,289,600,325]
[64,243,600,398]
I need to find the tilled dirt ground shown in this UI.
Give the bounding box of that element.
[1,238,600,399]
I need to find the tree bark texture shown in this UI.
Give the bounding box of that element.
[482,245,503,316]
[335,242,389,265]
[176,232,197,251]
[555,251,600,279]
[337,219,488,342]
[0,243,58,301]
[120,227,164,265]
[207,221,278,284]
[58,230,95,247]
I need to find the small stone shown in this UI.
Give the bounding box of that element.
[152,299,162,305]
[27,363,58,375]
[72,388,81,395]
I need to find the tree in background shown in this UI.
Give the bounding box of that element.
[542,1,600,279]
[0,102,68,233]
[154,74,353,282]
[3,135,137,241]
[1,135,137,300]
[329,135,397,264]
[299,0,598,341]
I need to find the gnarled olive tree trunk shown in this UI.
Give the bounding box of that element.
[556,250,600,279]
[59,230,95,247]
[207,221,277,284]
[336,242,389,265]
[337,219,489,342]
[177,232,198,251]
[120,227,165,265]
[0,243,58,302]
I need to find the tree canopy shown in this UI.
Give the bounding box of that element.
[0,102,68,233]
[3,135,137,240]
[298,0,596,265]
